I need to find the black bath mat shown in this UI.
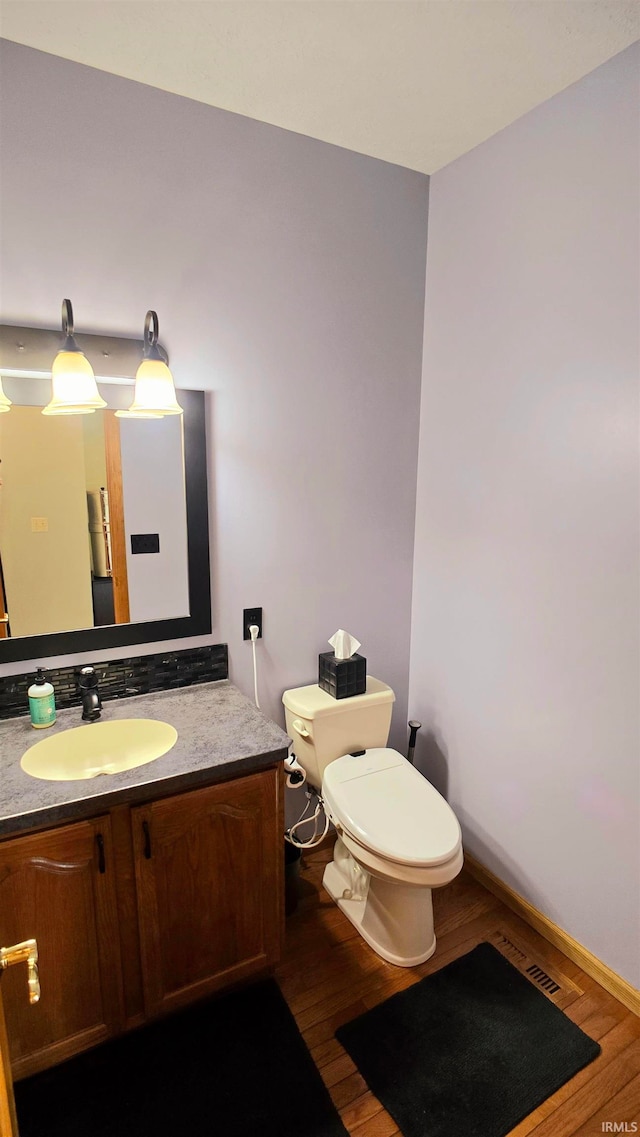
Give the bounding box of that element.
[15,979,347,1137]
[335,941,600,1137]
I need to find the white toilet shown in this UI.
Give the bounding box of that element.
[282,676,463,967]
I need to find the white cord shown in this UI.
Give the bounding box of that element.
[249,625,260,709]
[292,809,329,850]
[289,792,315,833]
[285,791,331,849]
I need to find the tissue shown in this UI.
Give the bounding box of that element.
[319,630,367,699]
[328,629,361,660]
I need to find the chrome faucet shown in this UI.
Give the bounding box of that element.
[78,666,102,722]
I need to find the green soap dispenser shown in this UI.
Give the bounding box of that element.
[28,668,56,729]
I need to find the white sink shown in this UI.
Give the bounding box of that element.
[20,719,178,781]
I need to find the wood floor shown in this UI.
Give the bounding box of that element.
[275,843,640,1137]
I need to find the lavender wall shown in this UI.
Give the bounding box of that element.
[410,44,640,984]
[0,40,428,749]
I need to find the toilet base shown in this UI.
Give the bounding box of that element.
[323,842,437,967]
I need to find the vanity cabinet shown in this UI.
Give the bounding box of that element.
[133,771,281,1017]
[0,765,283,1079]
[0,817,124,1078]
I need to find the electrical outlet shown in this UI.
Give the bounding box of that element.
[243,607,263,640]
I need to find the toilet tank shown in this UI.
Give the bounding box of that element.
[282,677,395,789]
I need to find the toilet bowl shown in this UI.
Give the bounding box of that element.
[321,748,462,965]
[282,678,463,967]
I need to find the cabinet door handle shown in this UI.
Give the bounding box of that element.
[0,939,40,1004]
[142,821,152,859]
[96,833,106,874]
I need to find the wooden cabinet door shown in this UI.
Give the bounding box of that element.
[0,818,124,1079]
[0,976,18,1137]
[133,768,282,1017]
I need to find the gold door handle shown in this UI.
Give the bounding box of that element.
[0,940,40,1004]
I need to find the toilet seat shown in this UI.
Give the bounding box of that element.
[322,748,462,868]
[337,829,464,888]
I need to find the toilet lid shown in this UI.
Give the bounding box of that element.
[322,748,461,868]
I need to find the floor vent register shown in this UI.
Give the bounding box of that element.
[490,930,584,1009]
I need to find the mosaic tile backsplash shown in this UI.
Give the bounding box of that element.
[0,645,228,721]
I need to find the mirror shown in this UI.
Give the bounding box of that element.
[0,383,189,637]
[0,325,210,664]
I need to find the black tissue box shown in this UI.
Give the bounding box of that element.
[318,652,366,700]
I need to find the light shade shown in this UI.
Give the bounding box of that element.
[42,300,107,416]
[117,358,183,418]
[43,351,106,416]
[117,311,183,418]
[0,376,11,413]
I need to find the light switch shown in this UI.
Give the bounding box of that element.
[31,517,48,532]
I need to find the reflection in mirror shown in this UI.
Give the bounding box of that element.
[0,380,189,641]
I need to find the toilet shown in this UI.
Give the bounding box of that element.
[282,676,463,966]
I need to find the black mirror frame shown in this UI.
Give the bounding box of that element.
[0,389,211,665]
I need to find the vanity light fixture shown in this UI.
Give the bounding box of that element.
[116,311,183,418]
[42,300,107,416]
[0,377,11,413]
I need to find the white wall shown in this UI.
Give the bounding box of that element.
[119,415,189,623]
[410,44,640,985]
[0,41,428,752]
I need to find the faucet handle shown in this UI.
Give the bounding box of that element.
[78,666,102,721]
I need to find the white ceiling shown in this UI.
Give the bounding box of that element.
[1,1,638,173]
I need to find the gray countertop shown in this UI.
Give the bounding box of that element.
[0,681,290,839]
